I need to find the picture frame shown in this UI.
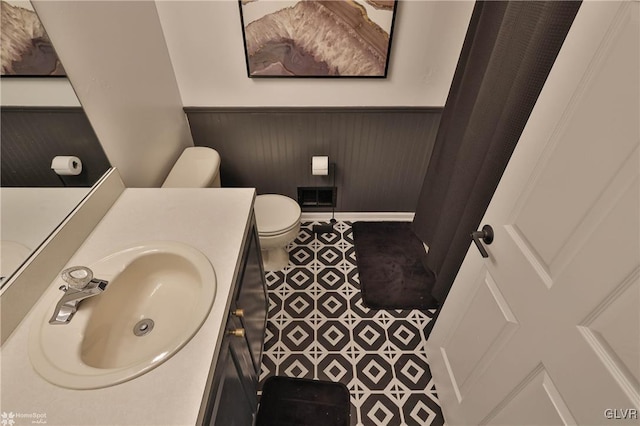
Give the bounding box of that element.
[239,0,397,78]
[1,0,66,77]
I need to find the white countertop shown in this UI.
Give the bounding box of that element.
[0,188,256,425]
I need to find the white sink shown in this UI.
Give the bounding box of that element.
[29,242,216,389]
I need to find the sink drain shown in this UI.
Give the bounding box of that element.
[133,319,154,336]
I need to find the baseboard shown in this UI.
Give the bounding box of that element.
[300,212,415,222]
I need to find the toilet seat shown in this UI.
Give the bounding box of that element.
[255,194,301,236]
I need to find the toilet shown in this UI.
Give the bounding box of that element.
[162,146,221,188]
[254,194,301,271]
[163,147,301,271]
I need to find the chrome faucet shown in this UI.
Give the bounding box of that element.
[49,266,108,325]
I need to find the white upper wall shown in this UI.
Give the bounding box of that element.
[1,78,80,106]
[156,0,474,107]
[3,0,473,109]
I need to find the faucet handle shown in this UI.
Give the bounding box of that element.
[61,266,94,290]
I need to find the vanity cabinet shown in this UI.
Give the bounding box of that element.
[203,215,268,426]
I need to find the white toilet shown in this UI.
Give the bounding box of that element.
[163,147,301,271]
[254,194,301,271]
[162,146,221,188]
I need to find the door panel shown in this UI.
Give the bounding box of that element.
[579,271,640,404]
[485,367,576,426]
[443,270,519,402]
[211,336,256,426]
[512,143,639,285]
[511,3,638,268]
[426,2,639,425]
[236,226,268,373]
[228,315,258,408]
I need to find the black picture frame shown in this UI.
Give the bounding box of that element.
[1,0,66,77]
[238,0,398,78]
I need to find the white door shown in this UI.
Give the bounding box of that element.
[425,2,639,425]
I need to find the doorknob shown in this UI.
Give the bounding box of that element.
[471,225,494,258]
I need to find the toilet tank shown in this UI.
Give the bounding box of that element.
[161,147,221,188]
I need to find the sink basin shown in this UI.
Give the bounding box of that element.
[29,242,216,389]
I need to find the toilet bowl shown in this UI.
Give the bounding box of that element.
[162,147,221,188]
[254,194,301,271]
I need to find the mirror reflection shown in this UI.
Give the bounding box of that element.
[0,187,89,282]
[0,0,110,286]
[1,0,64,76]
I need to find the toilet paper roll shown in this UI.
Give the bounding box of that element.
[51,156,82,176]
[312,156,329,176]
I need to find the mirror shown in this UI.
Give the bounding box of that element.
[0,0,111,286]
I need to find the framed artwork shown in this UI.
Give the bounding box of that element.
[1,0,66,77]
[239,0,397,78]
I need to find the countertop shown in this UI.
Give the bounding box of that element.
[0,188,256,425]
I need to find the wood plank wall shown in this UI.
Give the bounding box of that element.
[185,108,442,212]
[1,107,111,187]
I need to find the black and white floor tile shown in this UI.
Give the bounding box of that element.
[259,221,444,426]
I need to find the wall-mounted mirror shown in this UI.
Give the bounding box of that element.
[0,0,111,287]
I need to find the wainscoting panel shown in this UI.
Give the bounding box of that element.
[185,108,442,212]
[1,107,111,187]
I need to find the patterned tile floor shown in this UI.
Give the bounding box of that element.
[258,221,445,426]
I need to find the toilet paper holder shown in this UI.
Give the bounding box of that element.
[308,155,337,234]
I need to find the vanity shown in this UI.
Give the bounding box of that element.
[0,185,267,425]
